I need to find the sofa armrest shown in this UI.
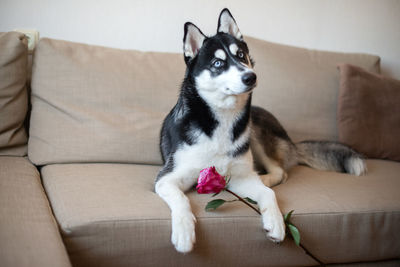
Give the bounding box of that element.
[0,156,71,267]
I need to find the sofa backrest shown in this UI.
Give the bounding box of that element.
[29,38,184,165]
[0,32,28,156]
[247,36,381,142]
[28,37,380,166]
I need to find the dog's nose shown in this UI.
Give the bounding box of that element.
[242,72,257,86]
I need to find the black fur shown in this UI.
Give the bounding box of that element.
[231,140,250,157]
[156,156,175,181]
[186,33,251,73]
[159,77,219,164]
[232,95,252,142]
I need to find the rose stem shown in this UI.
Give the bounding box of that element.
[225,189,261,215]
[298,243,325,266]
[225,189,324,266]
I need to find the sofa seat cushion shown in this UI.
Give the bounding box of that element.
[41,160,400,266]
[0,156,71,267]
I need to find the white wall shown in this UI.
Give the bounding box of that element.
[1,0,400,78]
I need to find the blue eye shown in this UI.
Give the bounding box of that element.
[213,60,224,68]
[238,51,244,58]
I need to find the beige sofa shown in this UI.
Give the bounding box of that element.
[1,31,399,267]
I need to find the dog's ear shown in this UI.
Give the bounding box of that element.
[217,8,243,41]
[183,22,206,64]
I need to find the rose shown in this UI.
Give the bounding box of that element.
[196,167,258,212]
[196,166,226,194]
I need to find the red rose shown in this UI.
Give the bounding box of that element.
[196,166,226,194]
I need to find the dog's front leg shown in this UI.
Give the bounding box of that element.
[228,173,285,242]
[155,171,196,253]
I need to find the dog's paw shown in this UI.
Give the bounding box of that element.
[171,211,196,253]
[262,205,285,243]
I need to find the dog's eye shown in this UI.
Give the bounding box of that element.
[213,60,224,68]
[237,51,244,59]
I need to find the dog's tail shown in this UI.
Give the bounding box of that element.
[295,141,367,176]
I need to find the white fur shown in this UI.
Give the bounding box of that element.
[155,173,196,253]
[195,67,255,109]
[173,101,251,175]
[229,43,239,55]
[347,157,367,176]
[214,49,226,60]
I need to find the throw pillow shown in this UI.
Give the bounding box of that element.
[337,64,400,161]
[0,32,28,156]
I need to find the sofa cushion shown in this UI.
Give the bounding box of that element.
[29,38,184,165]
[247,37,381,142]
[41,161,400,266]
[337,64,400,161]
[0,156,71,267]
[0,32,28,156]
[29,38,381,166]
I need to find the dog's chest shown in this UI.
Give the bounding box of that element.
[174,111,250,176]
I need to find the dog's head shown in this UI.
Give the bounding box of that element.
[183,9,256,109]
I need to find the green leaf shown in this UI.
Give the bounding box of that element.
[205,199,226,211]
[244,197,258,205]
[284,210,295,223]
[287,223,301,246]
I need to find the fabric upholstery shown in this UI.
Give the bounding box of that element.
[0,32,28,156]
[41,160,400,266]
[332,260,400,267]
[29,38,184,165]
[29,37,380,166]
[0,156,71,267]
[337,64,400,161]
[247,36,381,142]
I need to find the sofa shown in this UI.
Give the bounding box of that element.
[1,31,399,267]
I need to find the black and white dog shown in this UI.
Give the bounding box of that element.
[155,8,366,253]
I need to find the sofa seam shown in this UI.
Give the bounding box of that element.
[61,210,400,232]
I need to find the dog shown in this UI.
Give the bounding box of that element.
[155,8,367,253]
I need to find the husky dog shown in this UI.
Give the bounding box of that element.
[155,8,366,253]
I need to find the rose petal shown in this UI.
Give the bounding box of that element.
[196,167,226,194]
